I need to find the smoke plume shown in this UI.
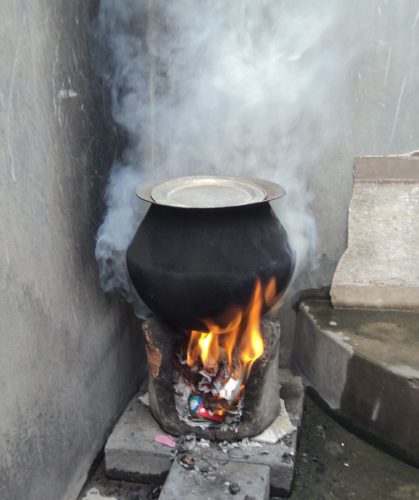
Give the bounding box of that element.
[93,0,347,315]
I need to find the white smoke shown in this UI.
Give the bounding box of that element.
[94,0,349,311]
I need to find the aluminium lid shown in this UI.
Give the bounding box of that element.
[136,175,285,209]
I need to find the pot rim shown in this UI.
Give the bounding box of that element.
[136,175,286,209]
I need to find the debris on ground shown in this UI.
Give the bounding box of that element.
[314,424,327,439]
[147,486,161,500]
[229,482,241,494]
[80,488,117,500]
[176,433,197,452]
[178,455,195,470]
[252,399,296,444]
[138,392,150,407]
[197,438,210,448]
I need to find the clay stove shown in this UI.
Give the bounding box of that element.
[126,176,295,440]
[142,284,282,440]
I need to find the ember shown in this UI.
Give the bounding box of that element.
[174,278,280,427]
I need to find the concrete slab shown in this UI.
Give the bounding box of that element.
[105,369,304,496]
[159,459,270,500]
[331,155,419,310]
[293,299,419,464]
[105,399,173,484]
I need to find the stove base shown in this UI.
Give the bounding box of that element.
[104,369,304,496]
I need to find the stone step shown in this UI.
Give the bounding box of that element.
[293,298,419,464]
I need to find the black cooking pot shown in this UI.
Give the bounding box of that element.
[126,176,295,331]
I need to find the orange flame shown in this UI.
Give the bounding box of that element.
[239,279,265,379]
[186,277,280,385]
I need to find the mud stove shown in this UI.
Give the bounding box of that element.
[105,176,304,497]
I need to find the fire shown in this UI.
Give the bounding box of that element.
[240,279,264,372]
[198,332,219,371]
[186,277,280,387]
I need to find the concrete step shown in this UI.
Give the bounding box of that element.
[293,298,419,464]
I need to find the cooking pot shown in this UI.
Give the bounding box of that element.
[126,176,295,331]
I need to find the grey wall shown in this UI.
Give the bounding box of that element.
[0,1,144,499]
[282,0,419,364]
[309,0,419,281]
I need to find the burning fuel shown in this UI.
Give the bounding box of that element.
[174,278,280,427]
[186,278,278,384]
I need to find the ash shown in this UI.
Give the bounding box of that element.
[173,353,243,432]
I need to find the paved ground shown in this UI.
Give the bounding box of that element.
[291,394,419,500]
[80,393,419,499]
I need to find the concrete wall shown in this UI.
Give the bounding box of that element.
[0,1,145,499]
[281,0,419,364]
[309,0,419,282]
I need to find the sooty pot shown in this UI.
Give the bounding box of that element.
[126,177,295,331]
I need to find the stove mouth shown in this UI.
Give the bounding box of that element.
[173,278,280,430]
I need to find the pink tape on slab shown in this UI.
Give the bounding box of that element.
[154,434,176,448]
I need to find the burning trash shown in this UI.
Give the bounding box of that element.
[189,395,226,423]
[173,278,280,429]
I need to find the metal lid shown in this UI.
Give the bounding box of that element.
[136,176,286,209]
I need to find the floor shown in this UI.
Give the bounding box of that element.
[291,395,419,500]
[79,393,419,500]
